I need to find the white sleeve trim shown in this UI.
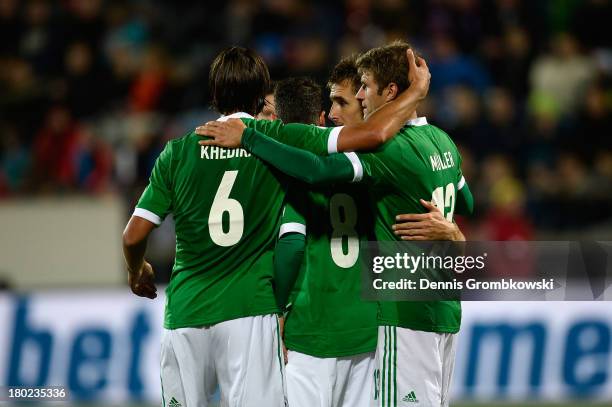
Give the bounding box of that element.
[133,208,162,225]
[278,222,306,238]
[458,176,466,190]
[344,152,364,183]
[327,126,343,154]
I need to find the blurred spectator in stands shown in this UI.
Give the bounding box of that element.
[475,155,507,211]
[134,132,163,186]
[72,124,113,193]
[488,0,546,47]
[371,0,414,40]
[225,0,256,44]
[31,106,82,192]
[570,84,612,159]
[555,153,605,228]
[441,85,488,158]
[524,91,560,167]
[103,1,149,101]
[593,152,612,196]
[529,33,596,116]
[0,58,46,141]
[129,46,169,112]
[104,1,149,57]
[482,26,533,99]
[21,0,64,75]
[285,36,330,82]
[0,0,21,57]
[448,0,486,54]
[429,34,491,96]
[0,125,30,194]
[480,156,533,241]
[64,0,105,51]
[572,0,612,49]
[557,154,597,199]
[483,87,524,158]
[481,171,535,277]
[61,41,109,118]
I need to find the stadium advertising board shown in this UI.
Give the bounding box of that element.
[0,292,610,403]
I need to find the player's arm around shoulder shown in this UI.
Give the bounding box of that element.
[195,50,430,155]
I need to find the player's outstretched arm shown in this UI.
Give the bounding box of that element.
[247,128,356,184]
[123,216,158,299]
[393,199,466,241]
[198,120,356,184]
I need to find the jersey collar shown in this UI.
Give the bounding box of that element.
[218,112,254,122]
[405,117,428,126]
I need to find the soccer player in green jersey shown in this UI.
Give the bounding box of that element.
[197,42,473,407]
[122,46,431,407]
[271,75,378,407]
[269,63,467,407]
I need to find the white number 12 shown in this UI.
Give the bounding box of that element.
[431,183,455,221]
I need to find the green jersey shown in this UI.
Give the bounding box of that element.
[281,186,378,358]
[135,113,338,328]
[353,117,463,332]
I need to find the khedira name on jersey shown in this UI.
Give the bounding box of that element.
[430,151,454,172]
[201,146,251,160]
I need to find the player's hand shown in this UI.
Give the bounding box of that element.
[195,118,245,149]
[128,261,158,299]
[279,316,288,364]
[392,199,462,241]
[406,49,430,100]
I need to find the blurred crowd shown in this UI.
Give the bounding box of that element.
[1,0,611,242]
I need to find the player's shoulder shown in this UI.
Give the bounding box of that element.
[427,123,460,152]
[405,120,458,150]
[421,122,447,136]
[161,132,197,160]
[245,118,283,130]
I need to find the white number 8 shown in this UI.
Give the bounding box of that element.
[329,193,359,268]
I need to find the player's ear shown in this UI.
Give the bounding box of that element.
[385,83,399,102]
[318,111,326,126]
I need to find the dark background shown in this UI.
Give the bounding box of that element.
[1,0,611,281]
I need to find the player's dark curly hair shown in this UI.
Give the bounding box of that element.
[274,77,322,125]
[209,46,270,115]
[356,40,413,95]
[327,55,361,94]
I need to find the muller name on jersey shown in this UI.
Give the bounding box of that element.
[430,151,455,172]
